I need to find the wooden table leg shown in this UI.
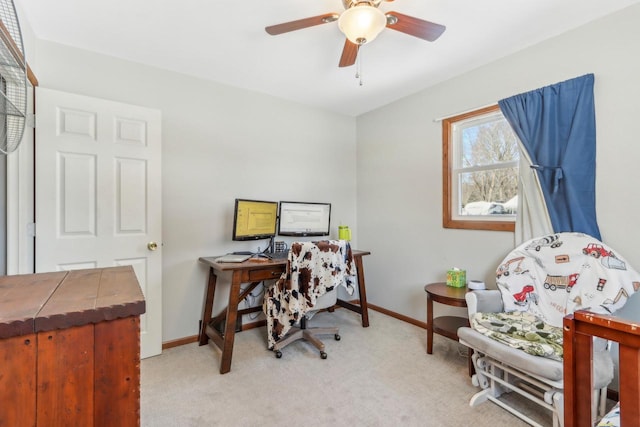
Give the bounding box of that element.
[426,293,433,354]
[354,255,369,327]
[335,254,370,327]
[619,344,640,425]
[564,318,595,427]
[219,270,243,374]
[198,267,217,346]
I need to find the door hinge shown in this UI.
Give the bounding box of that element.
[26,113,35,128]
[27,222,36,237]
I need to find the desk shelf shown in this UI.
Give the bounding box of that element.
[432,315,469,341]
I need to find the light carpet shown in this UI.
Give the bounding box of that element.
[141,309,549,426]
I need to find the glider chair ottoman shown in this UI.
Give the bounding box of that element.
[457,232,640,427]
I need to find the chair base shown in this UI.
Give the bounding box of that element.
[467,350,607,427]
[272,325,340,359]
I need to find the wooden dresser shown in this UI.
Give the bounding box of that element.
[0,266,146,427]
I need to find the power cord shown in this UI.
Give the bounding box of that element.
[238,281,269,321]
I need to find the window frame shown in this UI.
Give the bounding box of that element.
[442,104,516,232]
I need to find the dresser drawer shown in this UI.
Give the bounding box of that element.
[248,267,284,281]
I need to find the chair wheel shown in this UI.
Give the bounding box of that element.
[334,334,341,341]
[275,350,282,359]
[320,351,328,359]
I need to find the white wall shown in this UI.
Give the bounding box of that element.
[357,4,640,323]
[30,40,357,342]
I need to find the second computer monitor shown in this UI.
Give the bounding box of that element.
[278,201,331,237]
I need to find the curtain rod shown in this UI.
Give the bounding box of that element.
[432,102,498,122]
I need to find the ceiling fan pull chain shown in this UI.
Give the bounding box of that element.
[356,44,363,86]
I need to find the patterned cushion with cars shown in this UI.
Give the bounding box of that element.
[494,232,640,328]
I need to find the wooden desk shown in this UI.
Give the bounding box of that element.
[198,250,370,374]
[424,282,473,376]
[0,266,145,427]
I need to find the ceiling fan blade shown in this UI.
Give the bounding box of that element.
[385,11,446,42]
[265,13,339,35]
[338,39,358,68]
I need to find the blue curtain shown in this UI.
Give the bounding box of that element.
[498,74,600,240]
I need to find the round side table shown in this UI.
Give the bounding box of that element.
[424,282,473,376]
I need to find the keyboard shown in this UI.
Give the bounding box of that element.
[216,254,252,263]
[265,251,288,260]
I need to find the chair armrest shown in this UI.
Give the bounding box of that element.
[465,290,503,318]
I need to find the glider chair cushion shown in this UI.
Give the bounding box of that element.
[458,232,640,427]
[460,290,613,385]
[458,320,612,386]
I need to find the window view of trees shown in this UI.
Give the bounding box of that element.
[443,104,519,232]
[459,118,519,216]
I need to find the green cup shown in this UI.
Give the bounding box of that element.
[338,226,351,241]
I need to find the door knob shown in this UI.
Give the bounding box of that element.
[147,242,158,251]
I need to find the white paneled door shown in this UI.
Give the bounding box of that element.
[35,88,162,359]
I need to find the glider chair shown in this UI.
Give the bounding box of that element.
[457,232,640,427]
[263,240,355,359]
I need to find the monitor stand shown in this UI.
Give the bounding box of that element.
[264,236,276,255]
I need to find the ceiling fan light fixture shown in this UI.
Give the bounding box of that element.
[338,2,387,45]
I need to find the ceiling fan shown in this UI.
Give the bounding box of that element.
[265,0,446,68]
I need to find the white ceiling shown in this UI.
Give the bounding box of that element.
[16,0,640,116]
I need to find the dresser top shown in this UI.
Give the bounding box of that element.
[0,266,145,339]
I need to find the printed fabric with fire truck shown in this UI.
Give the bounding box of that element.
[495,232,640,328]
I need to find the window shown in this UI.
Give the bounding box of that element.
[442,105,519,231]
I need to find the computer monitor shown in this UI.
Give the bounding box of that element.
[232,198,278,241]
[278,201,331,237]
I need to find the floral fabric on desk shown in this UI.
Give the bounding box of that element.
[262,240,355,350]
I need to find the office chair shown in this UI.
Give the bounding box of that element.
[263,240,355,359]
[272,290,339,359]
